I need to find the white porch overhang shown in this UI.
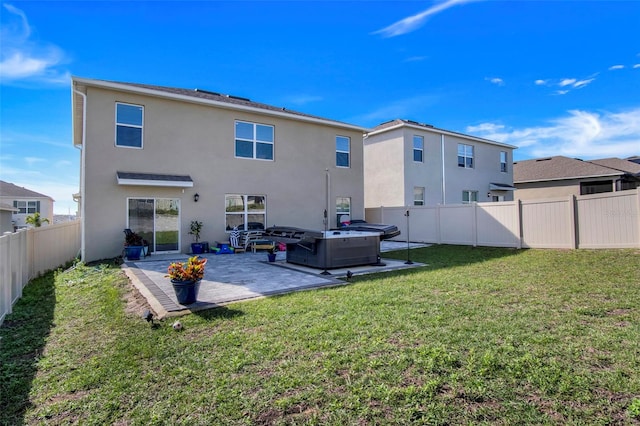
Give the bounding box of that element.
[116,172,194,188]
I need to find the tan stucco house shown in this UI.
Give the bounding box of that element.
[513,156,640,200]
[0,180,54,229]
[72,77,366,262]
[363,119,517,207]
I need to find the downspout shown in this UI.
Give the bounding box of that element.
[73,86,87,261]
[441,134,446,205]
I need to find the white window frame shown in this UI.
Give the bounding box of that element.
[413,187,425,206]
[115,102,144,149]
[500,151,508,173]
[336,136,350,168]
[462,190,478,204]
[458,144,474,169]
[225,194,267,231]
[336,196,351,226]
[234,120,274,161]
[13,200,40,214]
[413,135,424,163]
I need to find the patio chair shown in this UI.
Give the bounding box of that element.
[242,230,275,253]
[229,227,246,253]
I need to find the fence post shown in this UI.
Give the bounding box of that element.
[569,195,578,249]
[515,199,522,249]
[472,203,478,247]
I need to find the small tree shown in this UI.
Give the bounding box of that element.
[189,220,203,243]
[25,212,50,228]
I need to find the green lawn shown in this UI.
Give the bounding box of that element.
[2,246,639,425]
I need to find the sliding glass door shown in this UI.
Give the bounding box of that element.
[128,198,180,253]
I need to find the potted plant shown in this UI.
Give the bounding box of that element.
[267,245,277,262]
[166,256,207,305]
[123,230,144,260]
[189,220,204,254]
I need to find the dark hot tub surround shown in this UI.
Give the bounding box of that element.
[264,226,385,269]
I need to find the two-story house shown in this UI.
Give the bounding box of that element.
[363,119,516,208]
[0,180,55,229]
[72,77,366,262]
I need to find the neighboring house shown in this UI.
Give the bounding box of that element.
[0,180,54,229]
[72,77,366,262]
[513,156,640,200]
[0,203,18,233]
[363,119,517,207]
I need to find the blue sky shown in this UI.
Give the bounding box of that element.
[1,0,639,214]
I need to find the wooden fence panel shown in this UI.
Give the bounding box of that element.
[577,191,640,248]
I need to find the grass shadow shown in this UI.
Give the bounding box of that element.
[0,271,57,426]
[384,244,524,270]
[193,305,245,321]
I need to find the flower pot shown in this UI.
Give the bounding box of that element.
[124,246,143,260]
[191,243,204,254]
[171,279,201,305]
[267,253,277,262]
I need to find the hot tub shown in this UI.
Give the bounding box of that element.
[263,227,381,269]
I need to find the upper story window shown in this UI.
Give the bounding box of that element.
[462,190,478,204]
[414,187,425,206]
[458,143,474,168]
[500,151,508,173]
[116,103,144,148]
[13,200,40,214]
[336,136,350,168]
[413,135,424,162]
[235,121,274,160]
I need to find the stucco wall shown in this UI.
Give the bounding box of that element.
[514,176,616,200]
[363,129,405,207]
[81,85,364,262]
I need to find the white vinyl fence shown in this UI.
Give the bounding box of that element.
[366,189,640,250]
[1,220,80,325]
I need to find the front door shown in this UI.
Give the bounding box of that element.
[128,198,180,253]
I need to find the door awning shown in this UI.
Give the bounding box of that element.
[489,183,516,191]
[116,171,194,187]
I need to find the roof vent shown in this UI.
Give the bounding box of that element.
[226,94,251,102]
[536,158,552,162]
[194,88,221,96]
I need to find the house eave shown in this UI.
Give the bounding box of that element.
[72,76,367,133]
[365,121,518,150]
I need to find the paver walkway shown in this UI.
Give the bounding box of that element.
[123,241,428,317]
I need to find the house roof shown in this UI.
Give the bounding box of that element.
[588,157,640,175]
[0,180,54,200]
[365,119,518,150]
[513,156,636,183]
[72,77,366,133]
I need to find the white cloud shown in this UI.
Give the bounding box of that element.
[536,75,596,94]
[608,65,624,71]
[24,156,46,166]
[633,64,640,69]
[372,0,478,38]
[404,56,428,62]
[559,78,577,87]
[467,108,640,159]
[0,3,69,85]
[486,77,504,86]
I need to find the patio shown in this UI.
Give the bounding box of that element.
[123,241,427,318]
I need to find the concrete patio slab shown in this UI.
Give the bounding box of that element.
[122,241,428,318]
